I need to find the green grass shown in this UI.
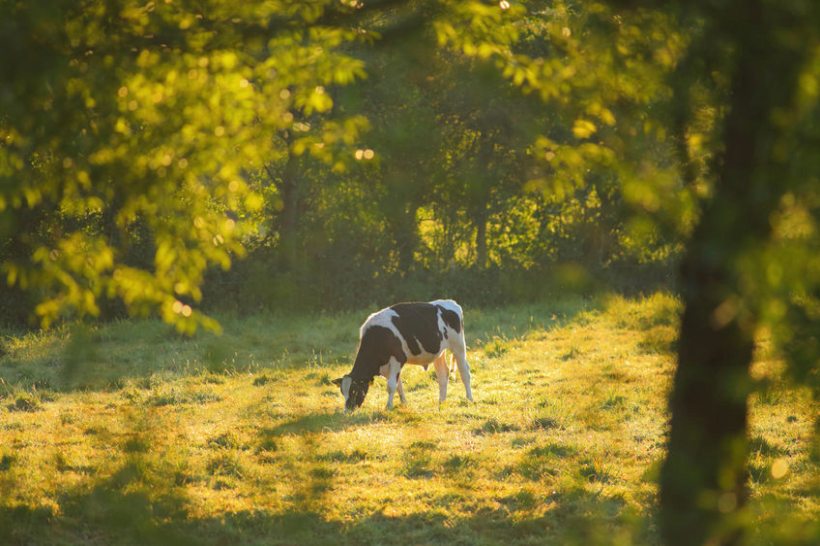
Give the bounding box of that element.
[0,293,816,545]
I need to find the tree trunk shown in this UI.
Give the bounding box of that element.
[473,137,493,271]
[394,203,419,273]
[265,130,303,272]
[660,230,756,546]
[659,3,809,545]
[278,149,300,269]
[475,209,488,270]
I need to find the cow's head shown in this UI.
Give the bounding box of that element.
[332,375,370,411]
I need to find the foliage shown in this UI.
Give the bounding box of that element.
[2,0,692,330]
[0,0,368,332]
[434,2,820,544]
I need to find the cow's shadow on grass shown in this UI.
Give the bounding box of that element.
[0,459,654,546]
[263,410,389,437]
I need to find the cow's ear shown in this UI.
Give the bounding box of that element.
[332,377,344,386]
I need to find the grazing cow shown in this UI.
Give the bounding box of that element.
[333,299,473,411]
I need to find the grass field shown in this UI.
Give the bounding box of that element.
[0,293,817,545]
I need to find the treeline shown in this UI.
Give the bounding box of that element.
[205,9,680,314]
[0,1,685,325]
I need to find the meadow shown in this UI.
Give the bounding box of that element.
[0,293,816,545]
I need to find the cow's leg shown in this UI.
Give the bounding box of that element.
[434,353,449,404]
[386,357,402,410]
[451,336,473,402]
[378,363,393,404]
[396,374,407,404]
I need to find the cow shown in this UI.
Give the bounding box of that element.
[333,299,473,411]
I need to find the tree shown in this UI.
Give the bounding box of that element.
[655,1,819,544]
[0,0,367,332]
[437,1,819,545]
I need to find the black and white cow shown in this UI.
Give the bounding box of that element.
[333,299,473,411]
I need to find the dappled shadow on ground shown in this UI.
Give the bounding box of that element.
[0,466,653,546]
[1,413,652,546]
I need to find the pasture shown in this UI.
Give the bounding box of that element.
[0,293,816,545]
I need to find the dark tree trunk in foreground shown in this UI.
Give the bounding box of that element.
[659,2,811,545]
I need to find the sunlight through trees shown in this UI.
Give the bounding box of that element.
[1,1,817,545]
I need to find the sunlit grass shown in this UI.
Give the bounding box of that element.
[0,293,816,545]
